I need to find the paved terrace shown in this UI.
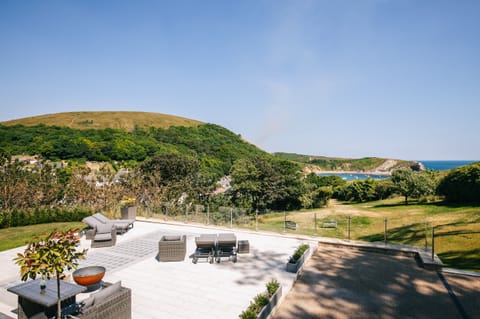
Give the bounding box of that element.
[0,220,315,319]
[272,243,480,319]
[1,220,479,319]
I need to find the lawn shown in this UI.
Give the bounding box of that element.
[0,222,85,251]
[257,197,480,272]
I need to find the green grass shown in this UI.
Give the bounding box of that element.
[257,197,480,271]
[0,222,85,251]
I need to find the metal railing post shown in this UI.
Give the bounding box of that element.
[348,216,351,240]
[384,218,387,244]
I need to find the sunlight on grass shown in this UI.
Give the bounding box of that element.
[0,222,85,251]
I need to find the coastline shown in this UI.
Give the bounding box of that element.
[316,170,392,176]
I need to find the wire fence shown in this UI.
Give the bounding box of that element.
[136,204,437,252]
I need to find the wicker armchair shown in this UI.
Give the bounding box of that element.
[86,224,117,248]
[70,281,131,319]
[157,235,187,262]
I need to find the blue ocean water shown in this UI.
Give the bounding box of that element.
[318,173,390,181]
[318,160,478,181]
[418,160,478,171]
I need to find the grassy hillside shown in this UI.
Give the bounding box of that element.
[1,111,203,131]
[0,112,269,178]
[274,152,419,172]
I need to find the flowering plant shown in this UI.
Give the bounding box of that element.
[120,197,136,207]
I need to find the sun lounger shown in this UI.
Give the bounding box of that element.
[91,213,134,234]
[215,233,237,263]
[192,234,216,264]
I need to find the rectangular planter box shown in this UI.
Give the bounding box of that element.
[257,286,282,319]
[121,206,137,220]
[286,247,310,273]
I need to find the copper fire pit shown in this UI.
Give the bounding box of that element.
[72,266,106,287]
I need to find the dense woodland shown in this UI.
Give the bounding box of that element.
[0,124,479,229]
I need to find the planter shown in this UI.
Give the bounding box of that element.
[72,266,106,288]
[121,205,137,220]
[286,247,310,273]
[257,286,282,319]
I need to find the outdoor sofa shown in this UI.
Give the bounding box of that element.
[157,235,187,262]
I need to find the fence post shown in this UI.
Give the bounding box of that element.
[314,213,317,234]
[207,204,210,225]
[230,208,233,228]
[255,210,258,231]
[424,221,428,251]
[384,218,387,244]
[347,216,351,240]
[431,226,435,261]
[284,211,286,233]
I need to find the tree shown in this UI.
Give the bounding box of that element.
[391,168,436,204]
[14,229,87,319]
[230,157,302,212]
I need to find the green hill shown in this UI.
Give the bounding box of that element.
[1,111,202,131]
[0,111,269,178]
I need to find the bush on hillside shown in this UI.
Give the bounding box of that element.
[437,163,480,203]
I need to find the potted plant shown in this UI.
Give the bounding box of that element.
[14,229,87,319]
[120,196,137,219]
[286,243,310,273]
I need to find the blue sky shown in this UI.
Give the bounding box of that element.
[1,0,479,160]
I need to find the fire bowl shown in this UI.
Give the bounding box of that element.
[72,266,106,287]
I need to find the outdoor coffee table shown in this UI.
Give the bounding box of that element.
[8,278,86,319]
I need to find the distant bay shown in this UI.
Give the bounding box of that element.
[318,160,478,181]
[419,160,478,171]
[318,173,391,181]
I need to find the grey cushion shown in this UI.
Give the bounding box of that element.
[82,216,100,228]
[94,233,112,241]
[81,295,95,308]
[92,281,122,305]
[92,213,109,223]
[162,235,181,241]
[96,223,113,234]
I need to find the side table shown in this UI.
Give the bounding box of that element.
[237,240,250,254]
[7,279,86,319]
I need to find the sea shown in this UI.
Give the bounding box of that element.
[318,160,478,181]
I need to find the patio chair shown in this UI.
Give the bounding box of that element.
[69,281,131,319]
[157,235,187,262]
[90,223,117,248]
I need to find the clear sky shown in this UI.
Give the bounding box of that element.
[1,0,479,160]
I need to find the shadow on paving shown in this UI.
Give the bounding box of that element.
[272,244,480,319]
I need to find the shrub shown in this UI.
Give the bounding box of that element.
[266,279,280,297]
[238,279,281,319]
[289,244,309,264]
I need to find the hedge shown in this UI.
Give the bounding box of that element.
[0,207,93,229]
